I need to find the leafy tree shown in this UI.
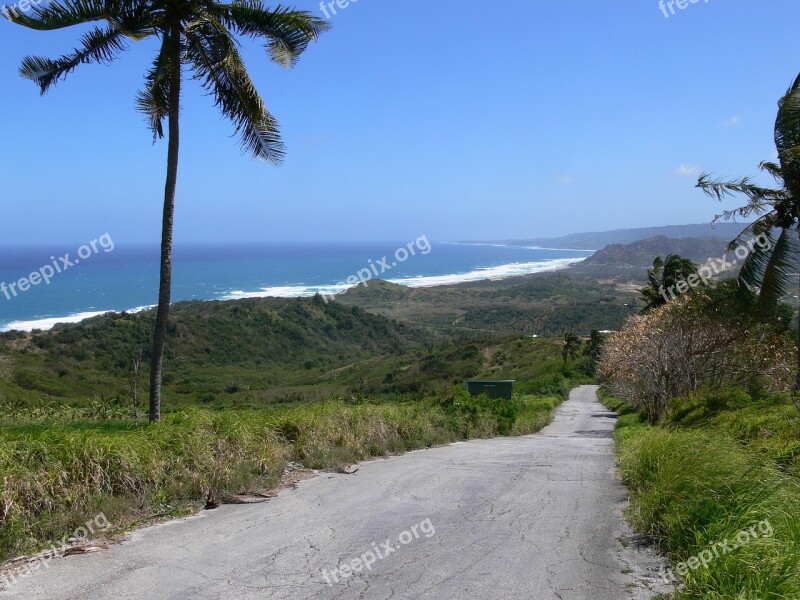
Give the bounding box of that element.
[639,254,699,312]
[7,0,329,420]
[562,332,581,369]
[697,73,800,390]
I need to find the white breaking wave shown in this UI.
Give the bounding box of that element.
[448,241,598,252]
[225,284,348,300]
[1,311,113,332]
[388,257,583,287]
[1,305,154,333]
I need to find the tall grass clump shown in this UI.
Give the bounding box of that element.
[275,401,469,470]
[0,409,289,559]
[511,395,563,435]
[616,424,800,598]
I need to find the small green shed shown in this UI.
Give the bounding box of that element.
[465,379,516,400]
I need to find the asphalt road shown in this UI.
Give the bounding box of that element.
[1,385,668,599]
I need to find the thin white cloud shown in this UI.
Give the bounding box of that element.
[675,164,702,177]
[724,115,743,127]
[556,174,575,185]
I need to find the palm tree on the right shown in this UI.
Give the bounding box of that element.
[639,254,699,312]
[697,73,800,390]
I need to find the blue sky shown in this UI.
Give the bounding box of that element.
[2,0,800,244]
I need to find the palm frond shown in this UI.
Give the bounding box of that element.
[211,1,329,67]
[724,213,778,252]
[697,173,785,206]
[185,19,285,162]
[4,0,108,29]
[759,160,785,183]
[752,228,800,309]
[776,75,800,197]
[106,4,160,40]
[736,229,799,309]
[646,260,662,291]
[136,35,177,141]
[20,26,129,93]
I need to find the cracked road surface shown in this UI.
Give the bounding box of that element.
[2,385,666,599]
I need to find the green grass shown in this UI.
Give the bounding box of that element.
[604,394,800,598]
[512,395,563,435]
[667,389,800,476]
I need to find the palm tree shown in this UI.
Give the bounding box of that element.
[562,332,581,369]
[639,254,699,312]
[697,73,800,390]
[586,329,604,361]
[7,0,329,420]
[584,329,605,376]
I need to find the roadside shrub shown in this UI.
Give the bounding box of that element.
[598,285,794,423]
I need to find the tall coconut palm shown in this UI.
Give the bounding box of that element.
[639,254,700,312]
[697,73,800,390]
[562,332,581,369]
[7,0,329,420]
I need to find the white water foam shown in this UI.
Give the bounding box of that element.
[1,311,113,332]
[223,257,584,300]
[1,305,154,333]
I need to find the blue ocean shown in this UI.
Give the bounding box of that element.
[0,240,594,331]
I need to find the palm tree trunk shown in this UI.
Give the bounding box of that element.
[794,258,800,395]
[149,30,182,422]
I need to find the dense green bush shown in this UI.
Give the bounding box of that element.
[517,372,571,398]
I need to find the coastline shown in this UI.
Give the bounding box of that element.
[0,256,585,333]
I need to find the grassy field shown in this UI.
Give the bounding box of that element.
[603,392,800,598]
